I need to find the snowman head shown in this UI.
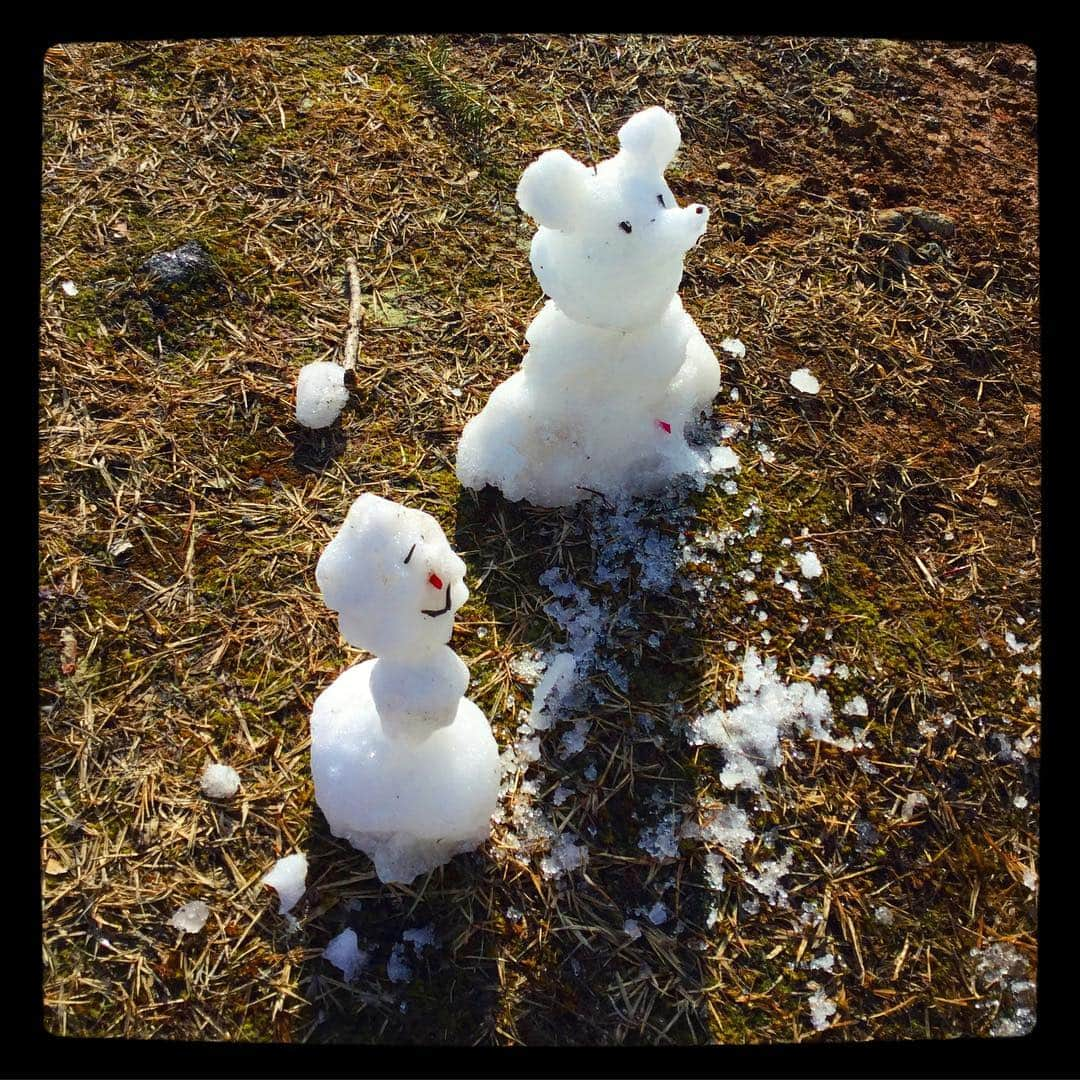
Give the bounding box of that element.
[316,493,468,658]
[516,106,710,332]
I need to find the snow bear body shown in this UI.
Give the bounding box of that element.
[457,106,721,506]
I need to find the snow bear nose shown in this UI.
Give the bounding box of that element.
[428,572,444,590]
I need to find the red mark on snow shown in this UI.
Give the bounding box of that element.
[655,419,672,434]
[428,573,443,590]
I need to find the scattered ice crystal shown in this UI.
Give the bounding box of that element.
[809,655,830,678]
[709,445,741,472]
[782,579,803,600]
[900,792,928,821]
[1013,795,1028,809]
[295,361,349,429]
[842,696,869,717]
[687,649,837,792]
[61,280,79,297]
[808,953,836,973]
[323,928,366,981]
[200,762,240,798]
[624,918,643,940]
[790,368,821,395]
[873,905,895,926]
[646,901,669,925]
[261,852,308,915]
[387,943,412,984]
[403,925,437,953]
[169,900,210,934]
[1004,631,1027,654]
[720,337,746,359]
[808,988,837,1030]
[638,812,682,860]
[796,550,823,579]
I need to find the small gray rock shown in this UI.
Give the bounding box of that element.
[140,241,214,285]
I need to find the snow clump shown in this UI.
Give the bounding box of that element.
[200,762,240,798]
[169,900,210,934]
[295,361,349,429]
[323,928,367,981]
[790,368,821,394]
[261,852,308,915]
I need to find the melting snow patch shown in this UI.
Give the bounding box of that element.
[403,925,438,953]
[387,943,412,983]
[169,900,209,934]
[808,987,837,1030]
[638,812,682,860]
[686,649,837,792]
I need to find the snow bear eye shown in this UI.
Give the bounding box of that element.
[403,543,416,565]
[657,194,665,206]
[619,221,632,234]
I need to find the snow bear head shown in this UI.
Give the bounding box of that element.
[516,106,709,332]
[316,493,468,658]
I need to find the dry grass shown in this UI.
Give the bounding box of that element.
[40,35,1038,1044]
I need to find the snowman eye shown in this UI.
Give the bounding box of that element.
[403,543,416,565]
[657,194,665,206]
[619,221,632,234]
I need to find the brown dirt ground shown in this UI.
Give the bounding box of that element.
[40,35,1039,1044]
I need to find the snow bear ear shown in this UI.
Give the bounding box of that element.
[617,106,681,171]
[516,148,592,231]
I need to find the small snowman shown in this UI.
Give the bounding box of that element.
[311,493,500,884]
[456,105,722,507]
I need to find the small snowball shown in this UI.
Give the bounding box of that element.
[790,368,821,394]
[295,361,349,429]
[796,550,823,578]
[323,928,366,981]
[169,900,210,934]
[261,852,308,914]
[200,762,240,798]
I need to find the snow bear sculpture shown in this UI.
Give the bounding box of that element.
[456,105,722,507]
[310,493,500,884]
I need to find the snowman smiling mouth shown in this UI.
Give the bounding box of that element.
[421,581,453,618]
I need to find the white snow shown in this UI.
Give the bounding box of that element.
[295,361,349,429]
[1004,631,1027,654]
[720,337,746,359]
[842,696,869,717]
[790,368,821,394]
[61,280,79,297]
[169,900,209,933]
[310,495,500,885]
[456,107,721,506]
[687,648,837,792]
[796,550,823,578]
[200,762,240,798]
[808,987,837,1030]
[261,852,308,915]
[323,928,366,981]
